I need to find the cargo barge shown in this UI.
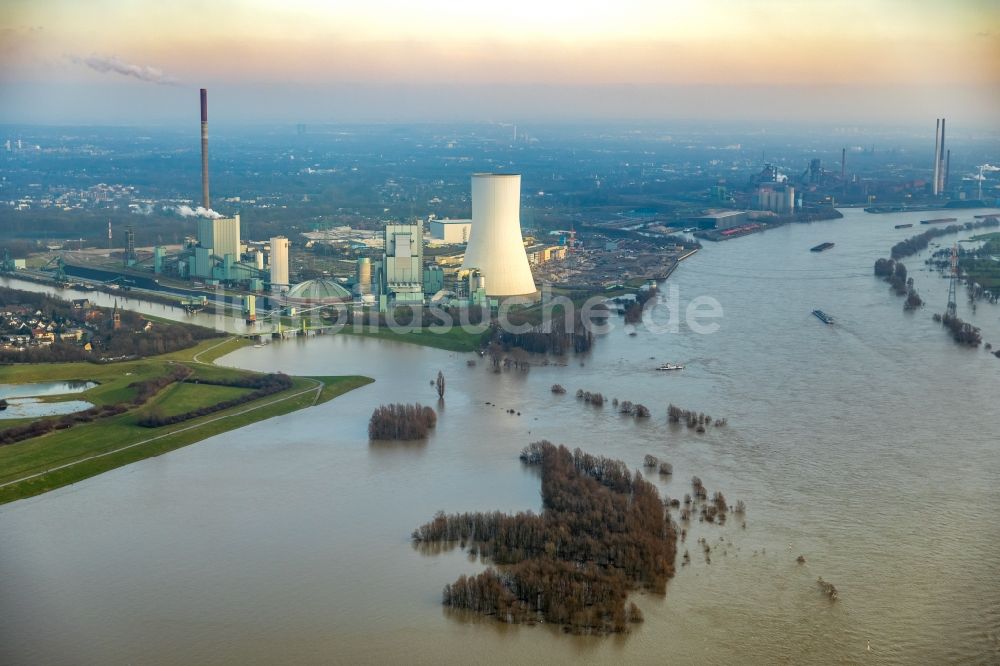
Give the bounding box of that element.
[920,217,957,225]
[894,223,913,229]
[810,242,835,252]
[812,309,834,324]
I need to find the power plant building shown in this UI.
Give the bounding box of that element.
[270,236,290,292]
[429,218,472,244]
[283,278,351,305]
[197,216,241,260]
[461,173,536,297]
[381,220,424,304]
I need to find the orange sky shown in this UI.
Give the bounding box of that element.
[1,0,998,123]
[3,0,998,84]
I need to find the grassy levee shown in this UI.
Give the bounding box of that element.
[0,337,372,504]
[338,325,488,352]
[308,375,374,404]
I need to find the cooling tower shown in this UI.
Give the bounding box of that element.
[461,173,536,297]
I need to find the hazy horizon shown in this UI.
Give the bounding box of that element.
[2,0,998,127]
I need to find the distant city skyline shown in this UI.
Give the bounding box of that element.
[1,0,998,125]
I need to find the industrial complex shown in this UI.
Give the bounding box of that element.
[14,97,978,330]
[17,89,572,330]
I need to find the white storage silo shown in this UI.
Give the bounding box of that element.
[270,236,289,293]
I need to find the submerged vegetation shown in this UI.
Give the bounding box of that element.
[490,314,594,355]
[644,456,674,476]
[413,441,677,634]
[575,388,606,406]
[667,404,726,431]
[936,311,982,346]
[817,577,839,601]
[878,218,1000,329]
[368,403,437,440]
[624,286,659,324]
[889,218,998,261]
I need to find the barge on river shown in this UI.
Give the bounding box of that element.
[812,309,834,324]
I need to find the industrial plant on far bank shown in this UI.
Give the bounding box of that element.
[20,89,566,327]
[3,90,988,331]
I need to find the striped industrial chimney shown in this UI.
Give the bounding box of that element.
[933,119,941,196]
[200,88,210,210]
[938,118,947,194]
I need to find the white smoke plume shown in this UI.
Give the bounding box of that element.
[170,205,223,219]
[69,54,179,86]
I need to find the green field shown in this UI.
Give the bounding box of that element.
[0,337,372,504]
[151,382,253,417]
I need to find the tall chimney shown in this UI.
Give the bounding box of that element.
[841,147,846,179]
[944,149,951,192]
[200,88,210,210]
[933,118,941,196]
[938,118,946,194]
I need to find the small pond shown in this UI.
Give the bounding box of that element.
[0,398,95,420]
[0,381,98,400]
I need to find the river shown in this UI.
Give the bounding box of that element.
[1,208,998,664]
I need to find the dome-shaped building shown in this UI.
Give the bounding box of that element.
[282,278,352,305]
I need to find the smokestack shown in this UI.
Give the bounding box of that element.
[945,149,951,192]
[841,148,846,179]
[933,119,941,196]
[938,118,947,194]
[200,88,210,210]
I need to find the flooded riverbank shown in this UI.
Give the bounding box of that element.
[1,208,998,664]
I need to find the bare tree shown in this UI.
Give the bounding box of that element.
[436,370,446,399]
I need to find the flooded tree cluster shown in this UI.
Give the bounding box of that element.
[575,388,606,406]
[934,311,982,346]
[642,455,672,476]
[412,441,677,634]
[367,403,437,440]
[616,400,650,418]
[667,404,726,432]
[874,258,923,309]
[563,390,727,432]
[816,577,839,601]
[877,220,1000,345]
[670,476,746,567]
[889,218,997,261]
[623,287,658,324]
[490,315,594,355]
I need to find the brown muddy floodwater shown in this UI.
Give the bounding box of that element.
[1,208,999,664]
